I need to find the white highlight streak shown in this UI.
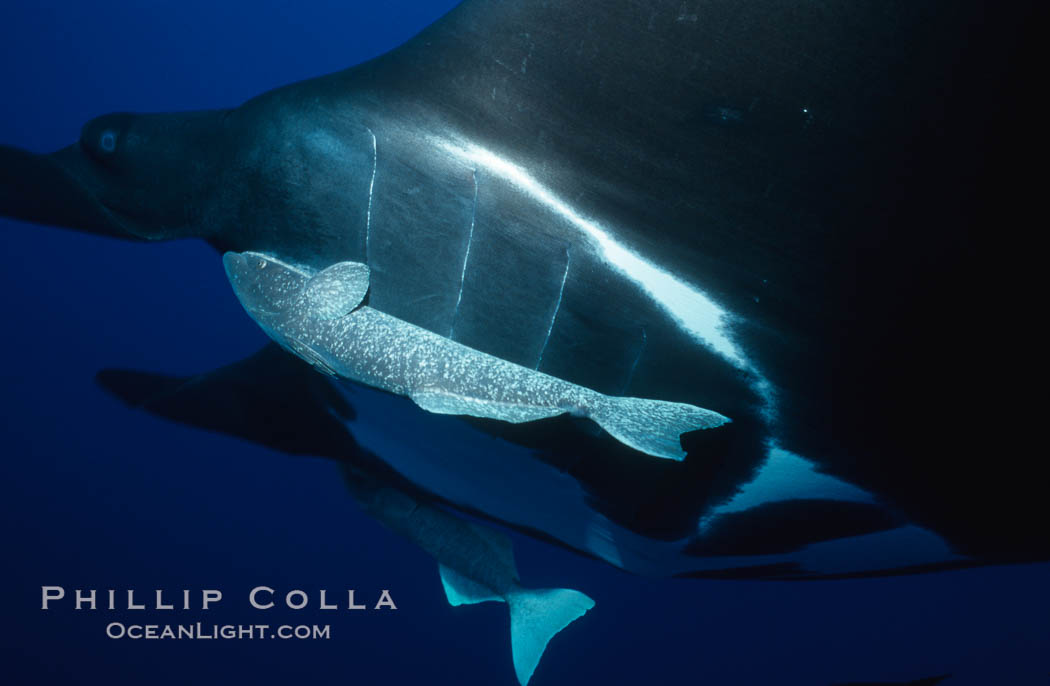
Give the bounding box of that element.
[434,139,747,368]
[537,246,571,369]
[365,128,377,260]
[449,168,479,339]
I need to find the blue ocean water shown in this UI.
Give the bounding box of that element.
[0,2,1045,684]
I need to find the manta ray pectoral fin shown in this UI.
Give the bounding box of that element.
[438,564,503,606]
[94,343,358,458]
[301,261,370,318]
[410,387,564,424]
[587,396,731,461]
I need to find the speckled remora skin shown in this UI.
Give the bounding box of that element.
[224,251,728,460]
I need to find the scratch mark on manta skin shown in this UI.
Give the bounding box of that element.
[520,34,534,74]
[536,245,571,370]
[365,127,377,262]
[449,167,479,340]
[404,292,445,308]
[676,2,698,22]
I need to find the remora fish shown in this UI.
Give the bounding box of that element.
[95,343,594,686]
[224,251,728,460]
[346,472,594,686]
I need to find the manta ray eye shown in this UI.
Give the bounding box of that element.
[98,130,117,154]
[79,112,133,164]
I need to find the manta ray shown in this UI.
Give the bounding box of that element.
[0,0,1041,683]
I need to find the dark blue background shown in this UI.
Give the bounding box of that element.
[0,2,1045,684]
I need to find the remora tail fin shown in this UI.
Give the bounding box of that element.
[588,396,730,461]
[506,588,595,686]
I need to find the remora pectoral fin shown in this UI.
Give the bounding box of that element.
[410,387,564,424]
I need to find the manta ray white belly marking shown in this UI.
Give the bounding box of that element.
[224,251,730,460]
[432,137,750,370]
[698,444,876,534]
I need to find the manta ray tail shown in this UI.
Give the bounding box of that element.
[588,396,730,460]
[506,588,595,686]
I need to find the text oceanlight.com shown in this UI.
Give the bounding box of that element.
[105,623,331,640]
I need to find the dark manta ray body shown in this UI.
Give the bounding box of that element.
[0,0,1042,586]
